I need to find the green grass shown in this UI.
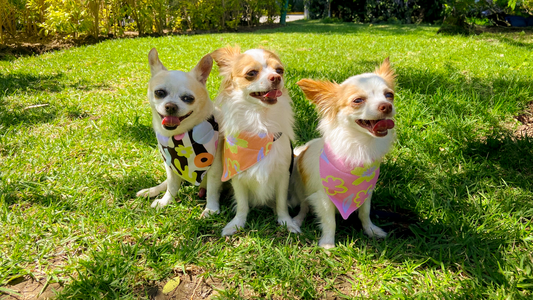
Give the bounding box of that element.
[1,20,533,299]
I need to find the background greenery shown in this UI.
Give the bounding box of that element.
[0,0,281,41]
[1,20,533,299]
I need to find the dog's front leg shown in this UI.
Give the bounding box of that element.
[201,135,224,217]
[151,165,182,208]
[276,171,301,233]
[309,192,337,249]
[358,196,387,238]
[222,179,248,236]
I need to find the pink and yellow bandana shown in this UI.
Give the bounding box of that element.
[319,143,380,219]
[221,132,280,182]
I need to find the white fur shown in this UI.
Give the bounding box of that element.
[136,48,224,217]
[213,48,300,235]
[292,69,396,248]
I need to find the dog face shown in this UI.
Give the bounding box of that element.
[297,58,396,138]
[147,48,213,132]
[211,46,285,106]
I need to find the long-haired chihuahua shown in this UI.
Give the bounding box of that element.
[292,58,397,248]
[211,45,300,236]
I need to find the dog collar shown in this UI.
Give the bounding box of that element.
[319,143,380,219]
[221,131,282,182]
[157,116,219,186]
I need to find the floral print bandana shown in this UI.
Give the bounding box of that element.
[319,143,380,219]
[156,116,219,186]
[221,132,282,182]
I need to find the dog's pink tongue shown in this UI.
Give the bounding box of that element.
[372,119,395,132]
[162,116,180,127]
[265,90,282,99]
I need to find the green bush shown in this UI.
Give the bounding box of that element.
[0,0,283,43]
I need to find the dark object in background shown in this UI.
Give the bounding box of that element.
[526,17,533,26]
[483,10,510,27]
[505,15,527,27]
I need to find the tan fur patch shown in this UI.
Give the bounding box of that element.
[297,146,310,187]
[374,57,397,88]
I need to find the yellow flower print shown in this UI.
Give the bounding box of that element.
[224,157,241,179]
[352,184,374,207]
[322,176,348,196]
[225,134,249,154]
[351,160,379,186]
[174,159,198,183]
[175,145,193,158]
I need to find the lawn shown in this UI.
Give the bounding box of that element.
[1,20,533,299]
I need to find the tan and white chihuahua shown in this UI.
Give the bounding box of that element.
[292,58,397,248]
[137,48,224,217]
[210,45,300,236]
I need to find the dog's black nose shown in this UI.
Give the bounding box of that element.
[165,103,178,115]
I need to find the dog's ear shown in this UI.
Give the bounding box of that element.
[297,79,340,118]
[374,57,396,88]
[148,48,167,76]
[192,54,213,86]
[297,79,339,105]
[210,45,241,74]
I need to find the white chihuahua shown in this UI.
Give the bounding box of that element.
[210,45,300,236]
[137,48,224,217]
[292,58,397,248]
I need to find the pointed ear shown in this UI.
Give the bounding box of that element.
[374,57,396,88]
[296,79,339,106]
[148,48,167,76]
[192,54,213,85]
[210,45,241,74]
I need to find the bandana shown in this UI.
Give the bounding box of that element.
[319,143,380,219]
[156,116,219,186]
[222,132,281,182]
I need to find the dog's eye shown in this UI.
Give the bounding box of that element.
[246,70,258,78]
[181,95,195,103]
[385,92,394,100]
[154,90,167,98]
[275,68,284,75]
[353,98,365,104]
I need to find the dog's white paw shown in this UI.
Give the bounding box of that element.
[151,198,172,209]
[278,217,301,233]
[200,207,220,218]
[136,188,152,198]
[222,218,245,236]
[318,236,335,249]
[364,224,387,239]
[292,215,305,228]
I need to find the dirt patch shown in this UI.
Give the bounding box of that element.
[1,276,62,300]
[514,102,533,138]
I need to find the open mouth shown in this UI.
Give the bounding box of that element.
[355,119,395,137]
[250,89,282,105]
[159,111,193,130]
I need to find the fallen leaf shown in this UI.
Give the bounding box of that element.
[162,277,181,294]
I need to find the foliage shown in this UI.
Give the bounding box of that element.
[0,0,283,42]
[307,0,445,24]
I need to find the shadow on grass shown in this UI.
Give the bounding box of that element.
[0,72,110,127]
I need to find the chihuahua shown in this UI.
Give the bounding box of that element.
[210,45,300,236]
[137,48,224,217]
[292,58,397,248]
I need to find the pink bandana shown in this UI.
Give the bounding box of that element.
[319,143,380,219]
